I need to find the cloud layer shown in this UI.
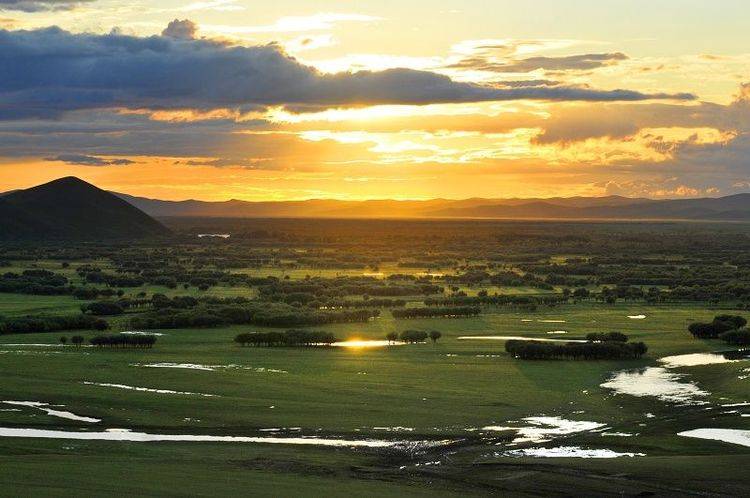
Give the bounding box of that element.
[0,26,694,120]
[45,154,135,166]
[450,52,629,73]
[0,0,91,12]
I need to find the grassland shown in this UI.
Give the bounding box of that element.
[2,220,750,496]
[1,299,749,496]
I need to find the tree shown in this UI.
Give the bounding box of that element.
[385,331,399,344]
[71,335,84,347]
[59,336,68,345]
[429,330,442,344]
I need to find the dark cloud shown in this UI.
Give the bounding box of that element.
[495,79,561,88]
[0,0,92,12]
[182,157,270,169]
[0,26,693,121]
[45,154,134,166]
[162,19,197,40]
[450,52,628,73]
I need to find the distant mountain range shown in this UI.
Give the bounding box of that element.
[2,178,750,241]
[114,191,750,221]
[0,177,169,240]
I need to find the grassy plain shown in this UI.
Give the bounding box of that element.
[1,298,749,496]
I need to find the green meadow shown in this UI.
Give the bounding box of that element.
[1,299,749,496]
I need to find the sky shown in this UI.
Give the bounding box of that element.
[0,0,749,201]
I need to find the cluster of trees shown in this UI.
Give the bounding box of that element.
[386,329,442,344]
[234,330,336,347]
[392,306,480,319]
[688,315,747,339]
[258,277,444,303]
[445,269,553,290]
[719,329,750,345]
[688,315,750,345]
[585,332,628,343]
[90,334,157,348]
[130,301,380,330]
[0,269,70,295]
[0,314,108,335]
[320,298,407,309]
[81,301,125,316]
[59,335,85,347]
[84,265,230,291]
[505,339,648,360]
[83,271,145,288]
[425,294,567,310]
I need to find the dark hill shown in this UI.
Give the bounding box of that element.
[0,177,169,240]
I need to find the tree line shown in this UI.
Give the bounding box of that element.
[234,330,336,347]
[90,334,157,348]
[505,334,647,360]
[392,306,480,319]
[130,301,380,330]
[386,329,441,344]
[0,314,109,335]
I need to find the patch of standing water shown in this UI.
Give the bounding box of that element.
[131,363,288,373]
[330,340,416,348]
[482,416,606,443]
[0,350,64,355]
[0,427,450,450]
[547,330,567,335]
[2,401,101,423]
[121,331,165,337]
[0,344,68,347]
[600,367,709,405]
[659,351,749,368]
[458,336,588,344]
[502,446,645,458]
[627,315,647,319]
[678,428,750,447]
[82,382,217,397]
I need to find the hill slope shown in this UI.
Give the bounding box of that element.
[1,177,169,240]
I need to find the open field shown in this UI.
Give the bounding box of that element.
[1,303,749,495]
[1,220,750,495]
